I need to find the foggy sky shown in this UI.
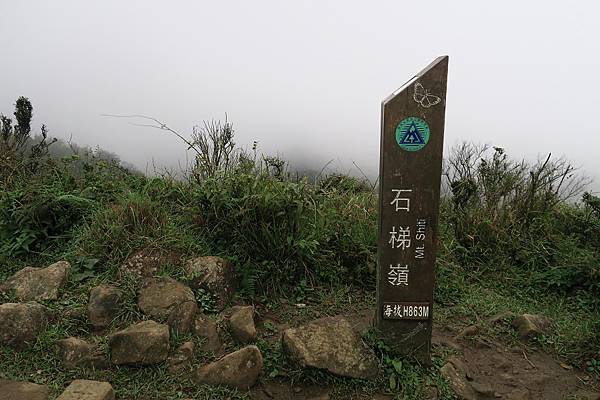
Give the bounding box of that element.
[1,1,599,189]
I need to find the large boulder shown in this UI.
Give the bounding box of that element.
[109,320,169,365]
[57,380,114,400]
[0,302,49,348]
[87,285,123,330]
[0,379,50,400]
[138,277,198,333]
[184,256,238,310]
[193,313,222,352]
[192,345,263,390]
[512,314,553,339]
[228,305,257,343]
[282,316,379,379]
[118,247,181,281]
[0,261,70,301]
[56,337,109,369]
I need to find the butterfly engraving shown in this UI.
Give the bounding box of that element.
[413,82,441,108]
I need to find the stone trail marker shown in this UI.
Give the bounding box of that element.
[376,56,449,364]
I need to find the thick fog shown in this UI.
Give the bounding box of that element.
[1,1,599,189]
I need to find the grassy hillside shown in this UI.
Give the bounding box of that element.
[1,99,599,398]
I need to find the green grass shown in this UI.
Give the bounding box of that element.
[1,137,599,398]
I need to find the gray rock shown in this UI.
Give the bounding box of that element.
[440,361,476,400]
[87,285,123,329]
[0,379,50,400]
[138,277,198,333]
[455,325,479,339]
[193,313,222,352]
[56,337,109,369]
[512,314,552,339]
[168,341,195,374]
[193,345,263,390]
[109,320,169,365]
[184,256,237,310]
[0,261,70,301]
[228,305,257,343]
[167,300,198,334]
[0,302,49,348]
[282,316,379,379]
[57,380,114,400]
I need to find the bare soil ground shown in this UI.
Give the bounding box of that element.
[248,308,599,400]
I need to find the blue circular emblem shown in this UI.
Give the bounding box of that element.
[395,117,430,152]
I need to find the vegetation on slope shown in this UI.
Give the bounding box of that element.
[1,97,598,398]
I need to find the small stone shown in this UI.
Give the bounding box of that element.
[184,256,238,310]
[0,261,70,301]
[282,316,379,379]
[0,378,50,400]
[87,285,123,330]
[56,337,109,369]
[192,345,263,390]
[109,320,169,365]
[168,341,195,374]
[138,277,198,333]
[228,305,257,343]
[512,314,552,339]
[0,302,49,348]
[193,313,222,352]
[57,379,114,400]
[455,325,479,339]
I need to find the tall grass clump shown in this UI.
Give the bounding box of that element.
[441,142,598,295]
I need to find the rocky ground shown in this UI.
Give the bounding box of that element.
[0,252,598,399]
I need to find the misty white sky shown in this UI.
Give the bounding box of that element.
[1,1,599,189]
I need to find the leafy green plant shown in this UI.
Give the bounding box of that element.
[194,288,219,314]
[71,256,101,282]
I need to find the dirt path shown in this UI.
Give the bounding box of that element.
[251,310,599,400]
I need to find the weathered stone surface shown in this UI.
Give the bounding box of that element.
[0,378,50,400]
[118,247,180,281]
[57,379,114,400]
[168,341,195,374]
[282,316,379,379]
[56,337,109,369]
[167,300,198,333]
[440,361,476,400]
[193,345,263,390]
[138,277,197,333]
[87,285,123,329]
[0,261,70,301]
[0,302,49,348]
[184,256,237,310]
[455,325,479,339]
[512,314,552,339]
[109,320,169,365]
[228,305,257,343]
[193,313,222,352]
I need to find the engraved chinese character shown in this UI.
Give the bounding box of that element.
[384,304,393,318]
[390,189,412,212]
[389,226,411,250]
[393,304,403,317]
[388,264,409,286]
